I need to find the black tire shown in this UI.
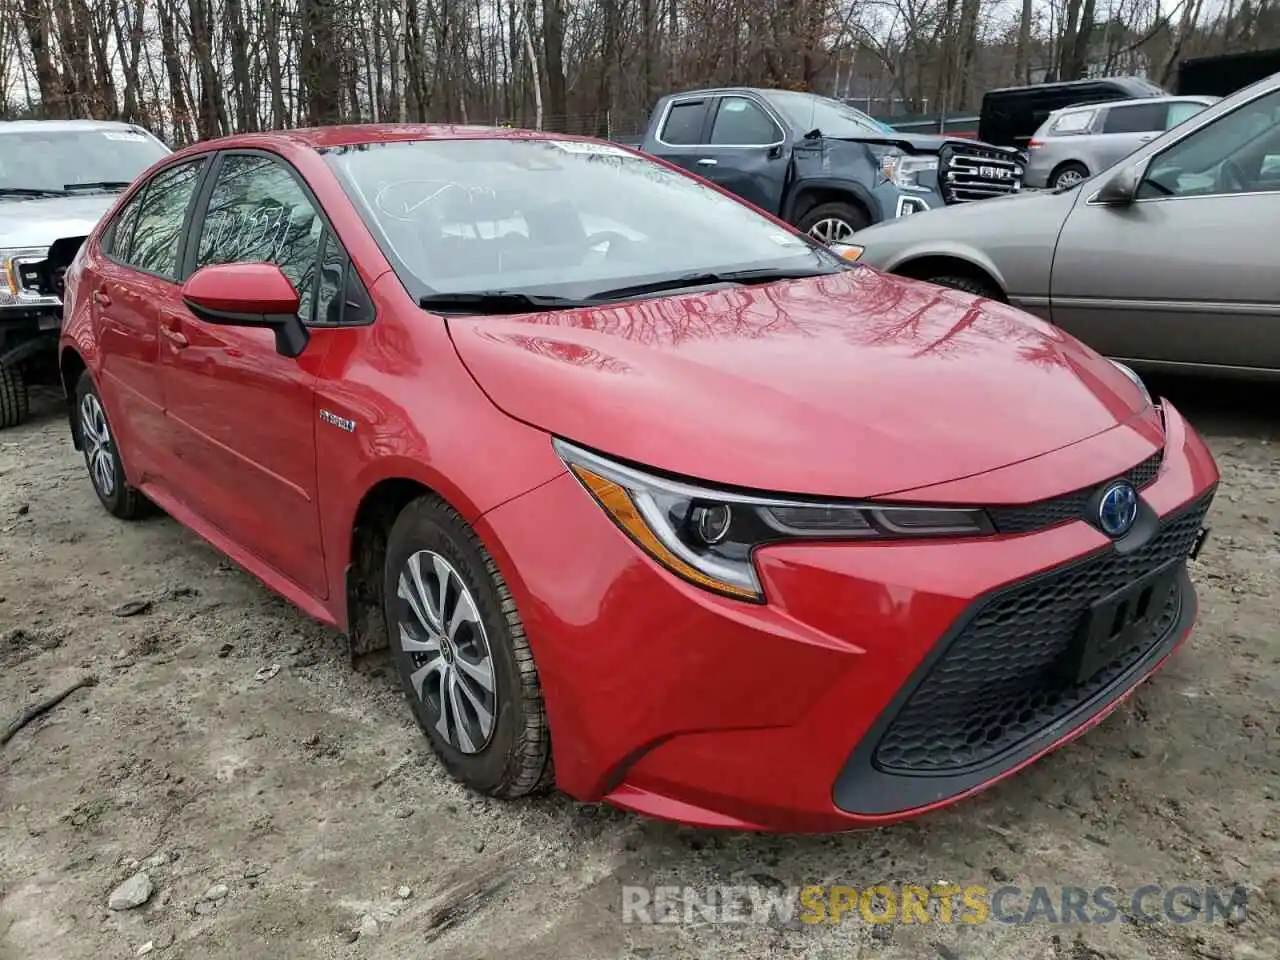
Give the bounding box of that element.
[0,360,29,429]
[925,274,1001,299]
[796,201,870,245]
[73,370,149,520]
[1050,161,1090,190]
[384,494,552,799]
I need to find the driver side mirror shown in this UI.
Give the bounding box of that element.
[181,262,310,358]
[1094,161,1145,206]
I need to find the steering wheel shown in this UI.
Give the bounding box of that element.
[1218,158,1250,194]
[586,230,637,261]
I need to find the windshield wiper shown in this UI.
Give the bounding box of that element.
[63,180,133,193]
[586,266,843,302]
[418,291,595,315]
[0,187,68,198]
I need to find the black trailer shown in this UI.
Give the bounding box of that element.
[1176,48,1280,98]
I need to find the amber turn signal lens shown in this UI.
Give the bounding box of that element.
[569,464,760,600]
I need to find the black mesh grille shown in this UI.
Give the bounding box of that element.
[988,449,1164,535]
[872,490,1213,775]
[938,143,1025,203]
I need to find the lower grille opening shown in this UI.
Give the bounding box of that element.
[872,491,1213,775]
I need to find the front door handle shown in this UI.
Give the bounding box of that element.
[160,325,188,348]
[696,158,718,166]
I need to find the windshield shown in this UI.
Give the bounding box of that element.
[0,128,169,196]
[325,138,842,299]
[762,91,893,138]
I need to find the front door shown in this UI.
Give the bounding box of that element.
[688,94,791,216]
[1050,85,1280,373]
[159,151,332,597]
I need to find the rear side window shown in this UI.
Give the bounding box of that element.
[1103,102,1167,134]
[709,97,781,145]
[1050,110,1096,134]
[117,159,204,279]
[660,100,708,145]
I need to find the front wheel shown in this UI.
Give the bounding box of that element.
[796,202,870,246]
[384,494,552,799]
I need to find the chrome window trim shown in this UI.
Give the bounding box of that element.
[654,93,787,150]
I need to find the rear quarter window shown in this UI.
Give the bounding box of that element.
[1050,110,1096,134]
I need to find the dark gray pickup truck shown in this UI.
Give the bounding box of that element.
[632,87,1026,246]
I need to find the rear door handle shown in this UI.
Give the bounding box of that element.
[160,324,188,348]
[93,289,112,306]
[696,158,718,166]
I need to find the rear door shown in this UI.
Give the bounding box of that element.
[1050,85,1280,372]
[89,157,207,481]
[644,96,714,176]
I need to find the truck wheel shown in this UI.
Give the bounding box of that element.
[797,202,869,245]
[0,361,29,429]
[1050,162,1089,190]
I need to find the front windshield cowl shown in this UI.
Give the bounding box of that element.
[325,136,845,303]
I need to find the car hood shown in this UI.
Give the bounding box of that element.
[856,184,1077,245]
[446,268,1154,498]
[0,194,118,249]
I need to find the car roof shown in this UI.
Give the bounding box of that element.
[984,76,1157,96]
[0,119,148,134]
[1046,94,1217,123]
[166,123,582,155]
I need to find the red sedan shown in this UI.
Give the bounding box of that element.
[56,125,1218,833]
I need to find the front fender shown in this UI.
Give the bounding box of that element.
[877,238,1011,293]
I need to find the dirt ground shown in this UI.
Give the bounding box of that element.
[1,377,1277,960]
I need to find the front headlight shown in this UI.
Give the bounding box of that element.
[1109,360,1152,409]
[0,246,57,307]
[882,152,939,189]
[555,439,993,602]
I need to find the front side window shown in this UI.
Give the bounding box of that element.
[125,160,204,279]
[195,154,323,318]
[1164,100,1211,130]
[764,90,891,137]
[709,97,782,145]
[1140,88,1280,199]
[326,138,837,299]
[0,127,169,198]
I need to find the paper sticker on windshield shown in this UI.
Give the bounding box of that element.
[102,131,150,142]
[545,140,632,157]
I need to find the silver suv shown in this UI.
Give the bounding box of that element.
[1024,95,1218,189]
[0,120,169,427]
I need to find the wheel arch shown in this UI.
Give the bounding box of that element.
[1049,157,1090,184]
[784,179,877,227]
[59,345,89,449]
[886,247,1010,302]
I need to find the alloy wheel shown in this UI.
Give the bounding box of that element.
[1054,169,1085,189]
[806,217,859,245]
[80,393,116,498]
[396,549,497,754]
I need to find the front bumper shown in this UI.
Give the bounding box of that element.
[477,400,1219,833]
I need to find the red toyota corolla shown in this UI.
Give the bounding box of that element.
[55,125,1218,833]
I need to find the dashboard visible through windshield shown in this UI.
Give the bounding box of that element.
[325,137,845,301]
[0,128,169,197]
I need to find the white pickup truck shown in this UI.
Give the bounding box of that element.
[0,119,170,427]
